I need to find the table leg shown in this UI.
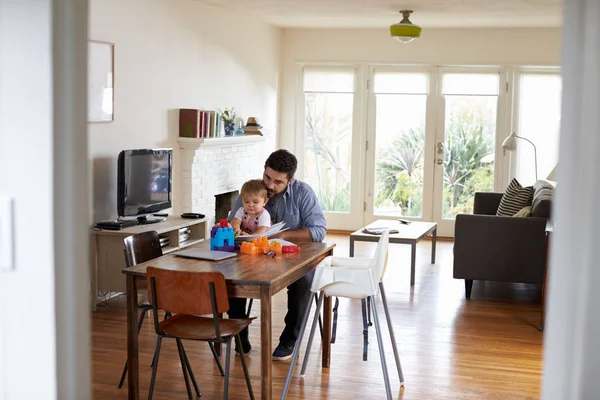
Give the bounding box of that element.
[349,236,355,257]
[322,294,332,367]
[126,275,139,400]
[260,287,272,400]
[431,228,437,264]
[410,242,416,286]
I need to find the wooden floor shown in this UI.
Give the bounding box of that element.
[92,234,544,399]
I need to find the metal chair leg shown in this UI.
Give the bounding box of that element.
[118,307,149,388]
[281,291,319,400]
[235,334,255,400]
[208,342,225,376]
[300,292,325,377]
[367,296,373,326]
[315,293,324,341]
[370,295,392,400]
[223,337,233,400]
[379,282,404,385]
[179,340,202,396]
[246,299,253,317]
[149,311,172,369]
[361,298,369,361]
[331,296,340,343]
[148,336,163,400]
[175,339,193,400]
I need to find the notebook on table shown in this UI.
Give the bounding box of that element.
[174,249,237,261]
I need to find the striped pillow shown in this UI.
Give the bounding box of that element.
[496,179,534,216]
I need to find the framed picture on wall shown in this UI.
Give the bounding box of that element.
[88,40,114,123]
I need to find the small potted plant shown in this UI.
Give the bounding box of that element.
[219,108,237,136]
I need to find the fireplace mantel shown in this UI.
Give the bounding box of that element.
[177,135,268,150]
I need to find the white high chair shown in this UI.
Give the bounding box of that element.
[280,231,404,400]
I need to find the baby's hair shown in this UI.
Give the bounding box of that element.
[241,179,268,199]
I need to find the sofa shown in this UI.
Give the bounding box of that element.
[453,180,554,298]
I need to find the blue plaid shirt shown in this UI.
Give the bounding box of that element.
[227,179,327,242]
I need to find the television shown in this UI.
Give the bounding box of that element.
[117,148,172,221]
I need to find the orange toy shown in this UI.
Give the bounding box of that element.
[268,241,283,254]
[240,241,261,254]
[252,237,270,251]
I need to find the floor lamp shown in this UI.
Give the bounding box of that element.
[502,131,538,181]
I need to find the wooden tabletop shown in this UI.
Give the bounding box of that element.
[122,241,336,289]
[350,219,437,241]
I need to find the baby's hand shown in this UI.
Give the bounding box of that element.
[233,228,242,236]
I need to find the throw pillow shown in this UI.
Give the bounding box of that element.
[514,206,533,217]
[497,179,534,216]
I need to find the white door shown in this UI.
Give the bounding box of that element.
[365,67,507,237]
[364,67,435,224]
[432,69,507,236]
[296,65,366,230]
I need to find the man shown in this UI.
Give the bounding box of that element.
[227,149,327,360]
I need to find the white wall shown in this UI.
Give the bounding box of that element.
[89,0,282,221]
[279,27,561,150]
[0,1,57,398]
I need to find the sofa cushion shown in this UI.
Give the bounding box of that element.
[514,206,533,217]
[497,178,534,216]
[531,180,554,218]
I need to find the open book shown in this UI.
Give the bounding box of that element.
[235,221,289,241]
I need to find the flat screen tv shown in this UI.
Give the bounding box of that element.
[117,148,172,218]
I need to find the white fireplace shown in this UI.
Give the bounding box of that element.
[177,136,273,226]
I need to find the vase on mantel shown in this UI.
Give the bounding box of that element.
[224,123,235,136]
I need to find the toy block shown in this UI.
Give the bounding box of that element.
[210,227,235,250]
[214,245,236,252]
[219,219,229,227]
[240,241,261,254]
[282,245,300,253]
[252,237,270,251]
[268,241,283,254]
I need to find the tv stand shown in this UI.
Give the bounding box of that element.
[90,216,207,311]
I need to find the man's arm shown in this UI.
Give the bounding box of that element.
[288,184,327,242]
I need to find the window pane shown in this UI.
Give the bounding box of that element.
[373,92,426,218]
[374,72,428,94]
[442,94,497,218]
[443,73,499,95]
[516,74,562,185]
[303,69,354,93]
[304,92,353,212]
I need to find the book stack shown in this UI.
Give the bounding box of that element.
[179,227,191,243]
[179,109,222,138]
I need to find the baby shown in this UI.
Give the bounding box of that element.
[230,179,271,236]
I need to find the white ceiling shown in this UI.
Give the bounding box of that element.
[197,0,561,28]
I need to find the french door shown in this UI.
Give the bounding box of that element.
[364,67,508,237]
[295,65,366,230]
[296,64,508,236]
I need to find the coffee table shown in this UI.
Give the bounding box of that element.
[350,220,437,286]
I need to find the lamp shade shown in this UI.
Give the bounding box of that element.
[390,10,421,43]
[502,132,518,151]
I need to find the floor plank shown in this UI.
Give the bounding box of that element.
[92,234,543,399]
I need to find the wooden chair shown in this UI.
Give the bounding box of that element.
[118,231,224,389]
[147,268,255,400]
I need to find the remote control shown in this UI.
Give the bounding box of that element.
[398,219,412,225]
[153,213,168,217]
[181,212,205,219]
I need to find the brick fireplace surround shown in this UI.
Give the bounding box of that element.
[178,136,271,226]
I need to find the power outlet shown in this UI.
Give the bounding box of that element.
[0,196,14,272]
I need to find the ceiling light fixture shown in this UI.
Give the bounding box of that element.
[390,10,421,43]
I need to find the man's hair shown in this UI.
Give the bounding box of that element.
[240,179,268,199]
[264,149,298,180]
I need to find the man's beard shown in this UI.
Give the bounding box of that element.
[267,189,276,198]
